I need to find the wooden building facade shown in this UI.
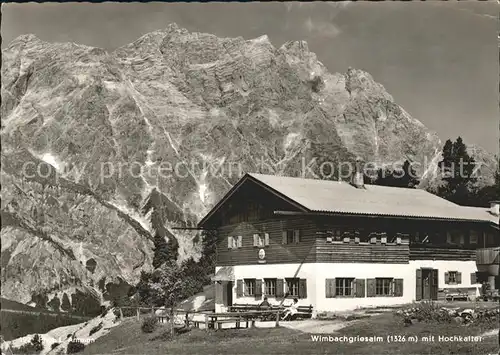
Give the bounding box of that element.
[199,173,499,314]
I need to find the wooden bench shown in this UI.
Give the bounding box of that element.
[204,314,256,330]
[445,290,470,302]
[229,303,314,320]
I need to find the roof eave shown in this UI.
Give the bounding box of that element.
[197,173,310,228]
[274,209,499,226]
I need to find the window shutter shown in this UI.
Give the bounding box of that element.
[236,280,243,298]
[355,279,365,298]
[253,234,258,247]
[394,279,404,297]
[237,235,243,248]
[299,279,307,298]
[264,233,270,246]
[282,231,287,244]
[471,272,477,285]
[276,279,284,297]
[456,272,462,284]
[294,230,300,243]
[415,269,422,301]
[255,279,263,298]
[325,278,335,298]
[444,272,449,284]
[366,279,376,297]
[215,282,223,304]
[228,236,232,249]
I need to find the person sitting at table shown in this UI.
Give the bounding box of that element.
[259,296,271,310]
[282,298,299,321]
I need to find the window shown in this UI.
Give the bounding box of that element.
[244,279,256,296]
[285,278,300,297]
[253,233,270,247]
[449,271,457,283]
[282,230,300,244]
[447,231,464,245]
[335,278,354,296]
[445,271,461,284]
[469,231,479,244]
[375,278,394,296]
[228,236,242,249]
[264,278,276,296]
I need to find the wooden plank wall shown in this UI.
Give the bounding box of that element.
[217,217,411,265]
[410,247,477,261]
[216,217,317,265]
[316,238,409,263]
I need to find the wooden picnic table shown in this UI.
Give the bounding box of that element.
[202,310,281,331]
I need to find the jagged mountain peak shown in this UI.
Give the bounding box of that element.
[1,25,496,307]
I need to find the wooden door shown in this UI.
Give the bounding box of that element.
[226,281,233,307]
[422,269,431,300]
[431,269,438,300]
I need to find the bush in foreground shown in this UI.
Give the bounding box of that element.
[67,340,85,354]
[141,316,157,333]
[396,301,499,329]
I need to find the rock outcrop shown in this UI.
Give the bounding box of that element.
[1,24,496,306]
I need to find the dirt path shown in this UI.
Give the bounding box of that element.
[279,319,357,333]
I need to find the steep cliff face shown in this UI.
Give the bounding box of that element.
[0,24,494,306]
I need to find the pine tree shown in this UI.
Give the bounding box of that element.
[152,233,172,269]
[143,188,179,266]
[48,296,61,312]
[198,230,217,268]
[437,137,477,204]
[371,160,420,188]
[61,293,71,312]
[469,163,500,207]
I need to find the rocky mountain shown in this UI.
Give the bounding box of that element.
[1,24,496,308]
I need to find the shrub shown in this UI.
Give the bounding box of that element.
[67,340,85,354]
[397,302,454,324]
[141,316,157,333]
[31,334,44,352]
[51,342,60,349]
[89,322,103,336]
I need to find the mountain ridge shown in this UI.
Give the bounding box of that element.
[1,24,496,307]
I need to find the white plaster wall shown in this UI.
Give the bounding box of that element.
[215,260,482,313]
[215,263,317,312]
[314,263,413,312]
[409,260,481,297]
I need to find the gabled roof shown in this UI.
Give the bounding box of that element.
[198,173,499,227]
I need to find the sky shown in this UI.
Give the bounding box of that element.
[2,1,498,154]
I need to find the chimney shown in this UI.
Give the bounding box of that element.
[351,157,365,189]
[489,201,499,216]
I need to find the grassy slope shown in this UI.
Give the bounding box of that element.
[82,313,499,355]
[0,297,92,341]
[0,298,46,312]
